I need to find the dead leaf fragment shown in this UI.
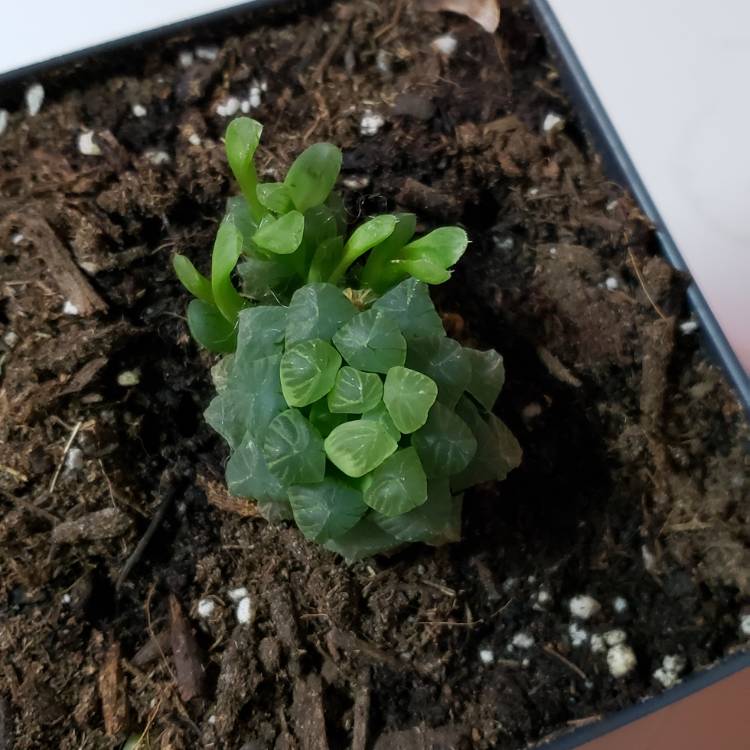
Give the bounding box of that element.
[422,0,500,33]
[98,642,129,736]
[169,595,205,702]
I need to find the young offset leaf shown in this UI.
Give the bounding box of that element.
[322,516,402,563]
[224,196,258,251]
[237,256,296,302]
[257,182,294,214]
[362,447,428,517]
[373,480,462,545]
[186,299,237,353]
[308,398,350,437]
[395,256,451,285]
[383,366,437,434]
[463,347,505,410]
[235,306,288,364]
[327,366,383,414]
[285,283,357,346]
[401,227,468,268]
[451,397,522,492]
[226,430,288,504]
[324,420,398,478]
[225,117,263,220]
[253,210,305,255]
[173,255,214,304]
[361,213,417,292]
[289,478,367,542]
[308,236,344,283]
[360,402,401,442]
[406,336,471,408]
[263,408,326,486]
[332,310,406,374]
[211,220,245,322]
[371,278,444,340]
[280,339,341,407]
[205,354,285,448]
[328,215,398,284]
[412,402,477,477]
[284,142,342,213]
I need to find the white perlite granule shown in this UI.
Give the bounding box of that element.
[653,654,686,689]
[63,300,80,315]
[117,370,140,387]
[236,596,253,624]
[0,109,8,137]
[360,111,385,136]
[603,629,627,646]
[78,131,101,156]
[228,587,248,602]
[605,276,619,291]
[26,84,44,116]
[132,104,147,118]
[179,50,194,68]
[431,34,457,56]
[569,595,601,620]
[568,621,589,647]
[607,643,637,678]
[542,113,564,133]
[739,613,750,637]
[613,596,628,614]
[197,599,215,618]
[590,634,606,654]
[511,632,534,650]
[479,648,494,665]
[216,97,241,117]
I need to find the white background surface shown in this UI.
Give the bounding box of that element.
[2,0,748,372]
[0,0,255,76]
[547,0,750,373]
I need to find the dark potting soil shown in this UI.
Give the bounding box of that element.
[1,2,748,748]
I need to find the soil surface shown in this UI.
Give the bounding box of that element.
[1,2,748,748]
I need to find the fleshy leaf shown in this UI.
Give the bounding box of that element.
[211,220,245,322]
[280,339,341,407]
[226,430,287,504]
[332,310,406,374]
[463,347,506,411]
[401,227,468,268]
[412,402,477,477]
[173,255,214,304]
[235,306,287,364]
[285,283,357,346]
[360,213,417,292]
[186,299,237,353]
[205,354,285,448]
[289,478,367,542]
[322,517,402,563]
[373,480,462,544]
[327,366,383,414]
[224,196,259,251]
[253,211,305,255]
[263,408,326,486]
[328,215,398,284]
[308,236,344,284]
[308,399,350,437]
[257,182,294,213]
[372,278,444,340]
[396,256,451,285]
[360,402,401,442]
[406,336,471,408]
[284,142,342,213]
[452,397,522,492]
[324,420,398,478]
[237,256,296,302]
[362,447,428,517]
[383,366,437,434]
[225,117,263,220]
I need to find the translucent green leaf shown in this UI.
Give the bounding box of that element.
[401,227,468,268]
[360,402,401,442]
[263,408,326,486]
[210,354,234,393]
[253,210,305,255]
[237,256,296,302]
[328,215,398,284]
[412,402,476,477]
[285,283,357,346]
[224,196,258,252]
[186,299,237,353]
[324,420,398,478]
[205,354,285,448]
[173,255,214,304]
[327,366,383,414]
[451,397,522,492]
[361,213,416,292]
[308,399,350,437]
[235,306,287,363]
[280,339,341,407]
[325,190,347,234]
[308,236,344,283]
[322,516,402,563]
[332,310,406,374]
[289,479,367,542]
[373,480,462,545]
[396,256,451,285]
[284,142,342,213]
[226,430,287,504]
[372,278,444,340]
[406,336,471,408]
[383,366,437,434]
[211,220,245,322]
[463,348,506,411]
[362,447,428,517]
[225,118,263,220]
[257,182,294,213]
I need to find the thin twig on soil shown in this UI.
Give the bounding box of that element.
[421,579,457,597]
[542,645,587,680]
[0,464,28,483]
[566,714,603,728]
[312,15,351,84]
[48,419,83,492]
[627,248,668,321]
[373,0,404,40]
[351,668,371,750]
